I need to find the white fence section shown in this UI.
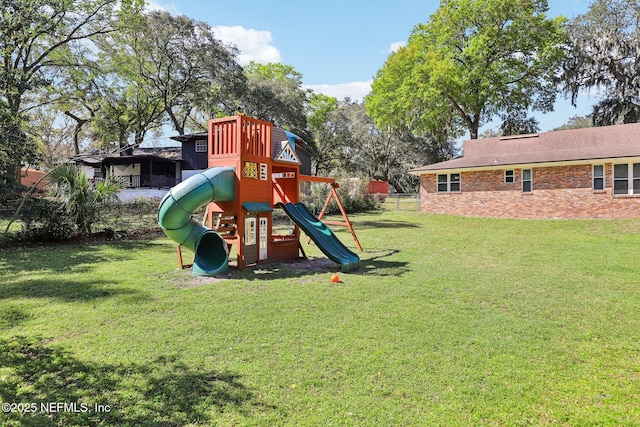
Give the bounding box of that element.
[381,193,420,211]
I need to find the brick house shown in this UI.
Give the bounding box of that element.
[410,123,640,219]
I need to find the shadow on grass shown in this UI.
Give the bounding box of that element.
[0,240,163,303]
[353,219,421,230]
[356,249,410,277]
[0,336,270,426]
[0,240,165,275]
[201,249,410,282]
[0,304,30,328]
[0,277,148,303]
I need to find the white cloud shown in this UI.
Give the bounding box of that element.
[387,41,406,53]
[212,25,281,65]
[144,0,179,14]
[304,81,372,102]
[144,4,280,65]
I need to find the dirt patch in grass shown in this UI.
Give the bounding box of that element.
[172,257,338,288]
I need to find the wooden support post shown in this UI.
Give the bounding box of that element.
[176,246,184,269]
[328,185,363,252]
[298,240,307,259]
[202,203,210,226]
[316,186,333,223]
[307,182,363,252]
[176,246,193,269]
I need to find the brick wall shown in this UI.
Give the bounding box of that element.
[419,164,640,218]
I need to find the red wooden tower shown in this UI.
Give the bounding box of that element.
[205,115,303,268]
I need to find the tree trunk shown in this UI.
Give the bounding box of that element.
[64,111,90,156]
[468,114,481,140]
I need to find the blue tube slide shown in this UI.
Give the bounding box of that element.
[158,167,236,276]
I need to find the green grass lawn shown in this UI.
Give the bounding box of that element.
[1,209,639,426]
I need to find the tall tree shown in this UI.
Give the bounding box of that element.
[339,101,452,192]
[369,0,565,140]
[500,110,540,136]
[367,42,461,171]
[124,11,245,135]
[88,11,245,147]
[367,42,463,140]
[90,77,163,150]
[55,42,106,155]
[336,101,406,190]
[0,0,142,183]
[561,0,640,126]
[309,94,453,191]
[553,115,592,131]
[240,62,309,133]
[31,106,76,168]
[91,13,165,149]
[307,93,341,176]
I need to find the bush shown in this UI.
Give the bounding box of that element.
[0,182,26,206]
[300,179,380,216]
[299,182,332,215]
[331,180,380,214]
[16,197,74,243]
[94,197,162,237]
[49,164,119,236]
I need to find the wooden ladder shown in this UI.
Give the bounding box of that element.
[212,213,238,246]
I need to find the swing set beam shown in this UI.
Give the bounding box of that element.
[300,175,363,252]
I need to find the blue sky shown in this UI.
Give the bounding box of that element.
[151,0,596,135]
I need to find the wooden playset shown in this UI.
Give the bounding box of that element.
[163,114,361,274]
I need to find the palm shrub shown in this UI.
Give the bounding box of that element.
[48,164,120,237]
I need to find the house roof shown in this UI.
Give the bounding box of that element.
[130,147,182,160]
[410,123,640,174]
[74,146,183,166]
[169,132,207,143]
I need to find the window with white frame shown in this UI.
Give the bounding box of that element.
[522,169,532,192]
[195,140,207,153]
[613,163,640,195]
[437,173,461,192]
[593,165,605,190]
[504,170,515,183]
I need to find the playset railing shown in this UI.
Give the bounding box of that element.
[209,115,272,158]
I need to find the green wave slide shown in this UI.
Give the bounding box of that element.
[158,167,236,276]
[276,202,360,273]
